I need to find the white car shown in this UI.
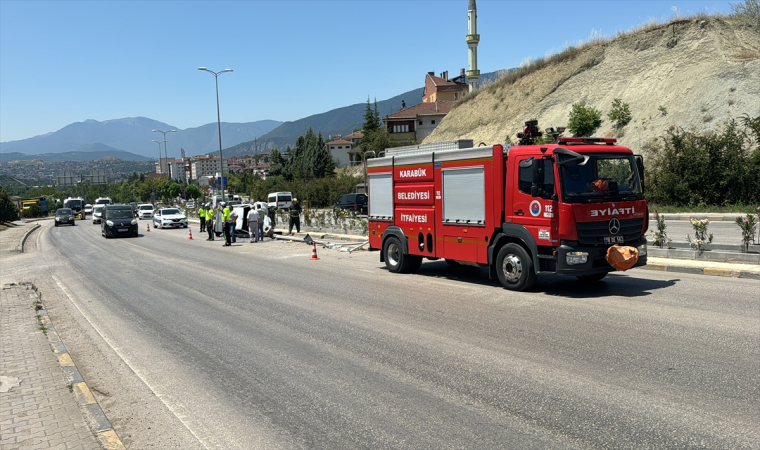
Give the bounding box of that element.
[137,204,154,220]
[153,207,188,229]
[92,205,105,224]
[84,204,93,215]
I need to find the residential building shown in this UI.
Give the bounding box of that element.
[383,101,454,143]
[189,155,227,181]
[422,71,469,103]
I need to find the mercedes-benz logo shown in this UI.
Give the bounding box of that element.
[609,218,621,235]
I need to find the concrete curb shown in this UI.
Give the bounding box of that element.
[29,288,126,449]
[20,223,41,253]
[640,262,760,280]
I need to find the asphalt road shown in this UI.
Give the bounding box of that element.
[20,220,760,449]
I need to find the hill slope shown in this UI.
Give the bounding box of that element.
[425,17,760,153]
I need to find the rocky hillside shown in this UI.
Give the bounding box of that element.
[425,17,760,154]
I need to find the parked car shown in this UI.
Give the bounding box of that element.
[334,193,367,215]
[186,200,196,209]
[101,205,138,238]
[137,204,154,220]
[92,205,105,224]
[153,207,188,229]
[54,208,75,227]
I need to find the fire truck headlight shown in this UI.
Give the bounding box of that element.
[566,252,588,265]
[638,244,647,256]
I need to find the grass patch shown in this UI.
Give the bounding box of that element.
[648,204,759,214]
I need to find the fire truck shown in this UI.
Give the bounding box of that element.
[367,122,648,291]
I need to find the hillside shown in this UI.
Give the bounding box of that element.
[425,17,760,154]
[0,143,150,162]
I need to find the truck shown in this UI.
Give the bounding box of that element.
[367,123,648,291]
[63,197,85,219]
[20,197,49,216]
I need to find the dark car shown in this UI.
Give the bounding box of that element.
[54,208,76,227]
[101,204,139,238]
[333,193,367,215]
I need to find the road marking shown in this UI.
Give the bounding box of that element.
[52,275,211,450]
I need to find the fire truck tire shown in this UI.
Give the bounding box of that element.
[496,243,537,291]
[407,255,423,273]
[383,236,412,273]
[444,259,460,267]
[576,273,608,283]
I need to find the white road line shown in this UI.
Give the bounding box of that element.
[52,274,211,450]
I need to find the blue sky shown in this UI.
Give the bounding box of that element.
[0,0,735,143]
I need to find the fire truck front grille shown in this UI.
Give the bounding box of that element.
[576,218,643,245]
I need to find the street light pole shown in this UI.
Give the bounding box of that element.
[152,129,176,178]
[198,67,233,201]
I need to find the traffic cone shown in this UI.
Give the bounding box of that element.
[146,223,151,232]
[188,228,194,240]
[309,242,320,260]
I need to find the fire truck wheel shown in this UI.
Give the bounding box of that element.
[407,255,423,273]
[496,243,537,291]
[384,236,411,273]
[576,272,608,283]
[445,259,460,267]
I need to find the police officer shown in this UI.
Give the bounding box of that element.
[198,203,207,233]
[205,204,215,241]
[222,202,232,246]
[288,198,301,235]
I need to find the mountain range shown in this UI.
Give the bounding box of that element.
[0,70,506,162]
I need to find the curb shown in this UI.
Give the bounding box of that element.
[20,223,41,253]
[28,287,126,450]
[640,263,760,280]
[649,213,748,222]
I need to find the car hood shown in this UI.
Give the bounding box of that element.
[159,214,186,220]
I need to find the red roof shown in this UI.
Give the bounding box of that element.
[327,139,353,145]
[342,131,364,140]
[383,101,454,120]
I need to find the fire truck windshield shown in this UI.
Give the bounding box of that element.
[558,154,642,203]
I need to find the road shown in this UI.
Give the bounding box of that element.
[14,220,760,449]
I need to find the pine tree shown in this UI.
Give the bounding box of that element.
[363,97,380,133]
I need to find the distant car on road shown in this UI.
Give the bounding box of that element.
[334,193,367,215]
[84,204,93,215]
[54,208,75,227]
[101,205,138,238]
[92,205,105,224]
[137,204,154,220]
[153,208,188,229]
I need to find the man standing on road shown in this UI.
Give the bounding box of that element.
[288,198,301,235]
[205,205,215,241]
[256,204,265,241]
[222,202,231,246]
[247,207,259,243]
[229,206,239,244]
[198,204,207,233]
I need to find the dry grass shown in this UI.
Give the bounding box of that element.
[452,15,734,110]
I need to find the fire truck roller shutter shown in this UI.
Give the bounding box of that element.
[368,173,393,219]
[442,167,486,224]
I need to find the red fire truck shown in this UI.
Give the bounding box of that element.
[367,123,648,291]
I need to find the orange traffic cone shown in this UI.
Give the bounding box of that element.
[188,228,194,240]
[146,223,151,232]
[309,242,320,260]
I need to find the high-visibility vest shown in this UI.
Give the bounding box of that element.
[198,208,206,216]
[205,209,214,220]
[222,207,230,222]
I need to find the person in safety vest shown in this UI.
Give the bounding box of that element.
[288,198,301,235]
[205,204,215,241]
[222,202,232,246]
[198,204,207,233]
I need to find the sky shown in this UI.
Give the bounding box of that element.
[0,0,737,143]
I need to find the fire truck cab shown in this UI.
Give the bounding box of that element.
[367,131,648,291]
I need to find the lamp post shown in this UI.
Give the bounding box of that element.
[152,129,176,178]
[151,140,164,173]
[198,67,233,201]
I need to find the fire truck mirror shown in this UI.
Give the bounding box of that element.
[635,155,645,192]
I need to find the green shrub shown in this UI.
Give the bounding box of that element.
[567,101,603,136]
[0,187,19,222]
[607,98,632,129]
[20,204,43,219]
[731,0,760,26]
[645,117,760,206]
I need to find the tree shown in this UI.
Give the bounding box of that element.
[731,0,760,26]
[567,101,603,136]
[186,184,201,199]
[0,187,19,222]
[363,97,380,133]
[607,98,632,129]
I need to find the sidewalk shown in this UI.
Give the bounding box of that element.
[0,283,102,449]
